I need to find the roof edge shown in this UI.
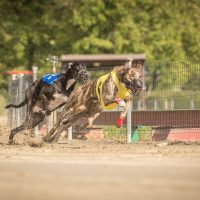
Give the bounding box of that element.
[60,54,146,62]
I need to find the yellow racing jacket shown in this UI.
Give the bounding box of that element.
[96,70,131,110]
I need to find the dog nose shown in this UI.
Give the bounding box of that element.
[135,79,142,89]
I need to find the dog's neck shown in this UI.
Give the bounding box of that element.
[58,68,76,93]
[115,69,127,89]
[64,67,75,80]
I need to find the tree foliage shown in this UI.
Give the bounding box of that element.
[0,0,199,72]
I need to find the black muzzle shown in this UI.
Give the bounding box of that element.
[76,70,89,85]
[125,79,143,96]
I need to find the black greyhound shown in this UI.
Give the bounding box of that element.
[6,62,88,144]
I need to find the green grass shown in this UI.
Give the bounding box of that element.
[103,125,126,142]
[137,126,152,142]
[103,125,152,143]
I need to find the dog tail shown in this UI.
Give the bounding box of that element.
[5,98,27,109]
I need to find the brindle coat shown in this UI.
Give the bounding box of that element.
[7,63,88,144]
[44,63,142,143]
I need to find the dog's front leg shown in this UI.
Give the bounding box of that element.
[79,112,100,130]
[116,96,132,128]
[102,77,118,106]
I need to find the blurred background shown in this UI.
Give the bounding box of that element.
[0,0,200,125]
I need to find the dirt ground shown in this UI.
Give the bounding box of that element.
[0,116,200,200]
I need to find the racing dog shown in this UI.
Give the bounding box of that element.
[7,62,89,144]
[44,62,142,143]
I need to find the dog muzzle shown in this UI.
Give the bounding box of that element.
[75,70,89,85]
[125,79,143,96]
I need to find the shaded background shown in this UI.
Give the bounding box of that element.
[0,0,200,70]
[0,0,200,113]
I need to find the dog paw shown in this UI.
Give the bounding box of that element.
[118,100,125,107]
[7,140,13,145]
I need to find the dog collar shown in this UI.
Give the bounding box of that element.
[110,71,131,97]
[96,71,131,110]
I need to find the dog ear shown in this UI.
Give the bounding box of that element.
[117,66,130,79]
[132,62,142,71]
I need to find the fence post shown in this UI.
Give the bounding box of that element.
[68,63,73,140]
[68,126,72,141]
[137,100,141,110]
[17,73,24,127]
[171,99,174,110]
[32,67,38,82]
[11,74,17,129]
[46,56,59,133]
[154,100,158,110]
[32,67,39,137]
[190,99,194,109]
[126,58,133,144]
[164,100,168,110]
[141,62,146,110]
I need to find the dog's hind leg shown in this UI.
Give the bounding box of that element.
[49,111,90,143]
[43,126,58,142]
[50,120,76,143]
[44,116,73,143]
[8,125,26,144]
[43,116,62,142]
[49,125,67,143]
[8,112,45,144]
[79,112,100,130]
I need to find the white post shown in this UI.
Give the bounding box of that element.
[46,56,59,132]
[137,100,141,110]
[18,73,24,126]
[67,63,73,141]
[164,99,168,110]
[32,67,38,82]
[127,105,132,144]
[11,74,17,129]
[171,99,174,110]
[126,58,133,144]
[51,56,58,125]
[52,56,58,74]
[190,99,194,109]
[154,100,158,110]
[32,67,39,137]
[68,126,72,141]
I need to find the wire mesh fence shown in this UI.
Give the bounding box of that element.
[2,58,200,143]
[133,59,200,111]
[91,59,200,142]
[8,74,33,129]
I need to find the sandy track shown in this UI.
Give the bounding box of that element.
[1,116,200,200]
[0,151,200,200]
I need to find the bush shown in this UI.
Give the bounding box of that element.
[103,125,126,142]
[138,126,152,142]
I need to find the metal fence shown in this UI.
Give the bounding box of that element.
[92,59,200,142]
[135,59,200,111]
[4,58,200,143]
[8,74,33,129]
